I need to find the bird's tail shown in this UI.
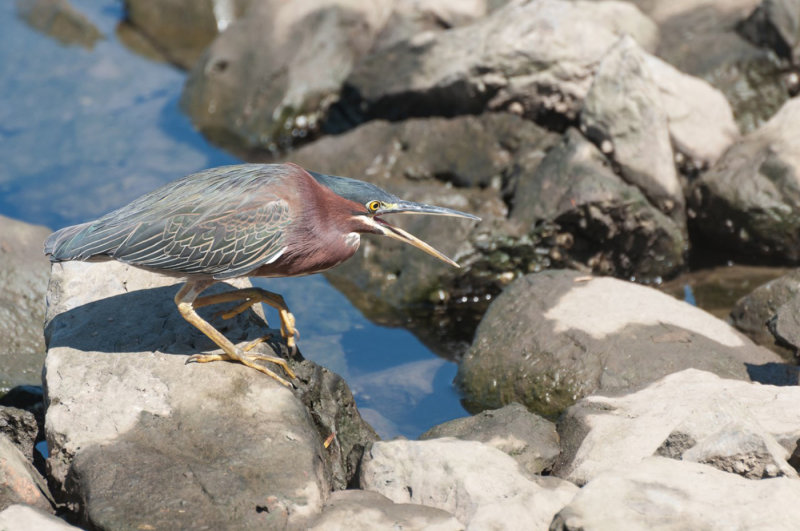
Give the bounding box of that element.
[44,222,105,262]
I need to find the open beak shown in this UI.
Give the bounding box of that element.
[373,202,480,268]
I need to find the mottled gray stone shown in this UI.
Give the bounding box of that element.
[359,439,578,531]
[308,490,464,530]
[553,369,800,485]
[420,403,559,475]
[457,271,781,417]
[551,457,800,530]
[0,504,78,531]
[730,269,800,349]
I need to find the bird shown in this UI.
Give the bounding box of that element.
[44,163,480,387]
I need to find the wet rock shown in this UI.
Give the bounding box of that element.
[689,98,800,263]
[0,434,52,513]
[420,402,559,475]
[738,0,800,63]
[581,36,682,217]
[0,504,77,530]
[512,129,686,281]
[551,457,800,530]
[44,260,375,528]
[0,407,38,462]
[730,269,800,349]
[308,490,463,530]
[181,0,395,152]
[17,0,103,49]
[122,0,247,68]
[0,215,52,392]
[359,439,578,531]
[553,369,800,485]
[336,0,657,129]
[457,270,782,417]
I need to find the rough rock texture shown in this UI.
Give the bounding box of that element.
[17,0,103,49]
[0,434,52,513]
[122,0,250,68]
[43,260,376,529]
[336,0,657,128]
[308,490,464,530]
[420,402,559,475]
[738,0,800,63]
[553,369,800,485]
[580,36,682,218]
[181,0,395,151]
[644,53,739,170]
[0,407,38,462]
[510,129,686,281]
[0,215,52,391]
[359,439,578,531]
[551,457,800,530]
[767,293,800,354]
[730,269,800,348]
[0,504,78,530]
[690,98,800,262]
[457,270,783,417]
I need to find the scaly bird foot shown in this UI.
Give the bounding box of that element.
[186,350,296,387]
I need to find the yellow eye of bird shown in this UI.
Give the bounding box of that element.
[367,200,381,213]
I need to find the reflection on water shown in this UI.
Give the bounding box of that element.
[1,0,467,438]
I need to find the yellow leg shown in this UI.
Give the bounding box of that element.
[193,287,299,350]
[174,281,296,387]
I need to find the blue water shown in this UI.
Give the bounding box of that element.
[0,0,466,439]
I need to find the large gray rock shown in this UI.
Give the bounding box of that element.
[420,403,560,475]
[337,0,657,127]
[0,215,52,391]
[510,129,686,282]
[0,434,52,513]
[308,490,464,530]
[457,270,783,417]
[580,36,682,218]
[0,504,78,531]
[552,457,800,530]
[43,260,376,529]
[359,439,578,531]
[554,369,800,485]
[181,0,395,151]
[738,0,800,64]
[0,406,38,462]
[730,269,800,349]
[690,98,800,262]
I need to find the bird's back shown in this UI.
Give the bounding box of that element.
[45,164,297,280]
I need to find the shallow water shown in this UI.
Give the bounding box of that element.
[0,0,467,439]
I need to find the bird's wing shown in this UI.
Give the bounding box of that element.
[46,165,293,279]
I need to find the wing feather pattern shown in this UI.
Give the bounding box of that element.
[45,165,294,279]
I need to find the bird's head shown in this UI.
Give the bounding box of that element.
[308,169,480,267]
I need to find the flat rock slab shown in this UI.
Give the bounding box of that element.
[552,457,800,530]
[308,490,463,530]
[457,269,783,417]
[554,369,800,485]
[44,261,330,529]
[359,438,577,530]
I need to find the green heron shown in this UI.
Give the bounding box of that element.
[45,163,479,387]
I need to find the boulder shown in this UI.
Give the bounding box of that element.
[730,268,800,349]
[17,0,103,49]
[0,406,38,462]
[0,504,78,531]
[308,490,463,530]
[420,402,560,475]
[737,0,800,64]
[553,369,800,485]
[359,438,578,531]
[511,129,686,282]
[552,457,800,530]
[457,270,783,417]
[0,215,52,391]
[690,98,800,262]
[44,260,377,528]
